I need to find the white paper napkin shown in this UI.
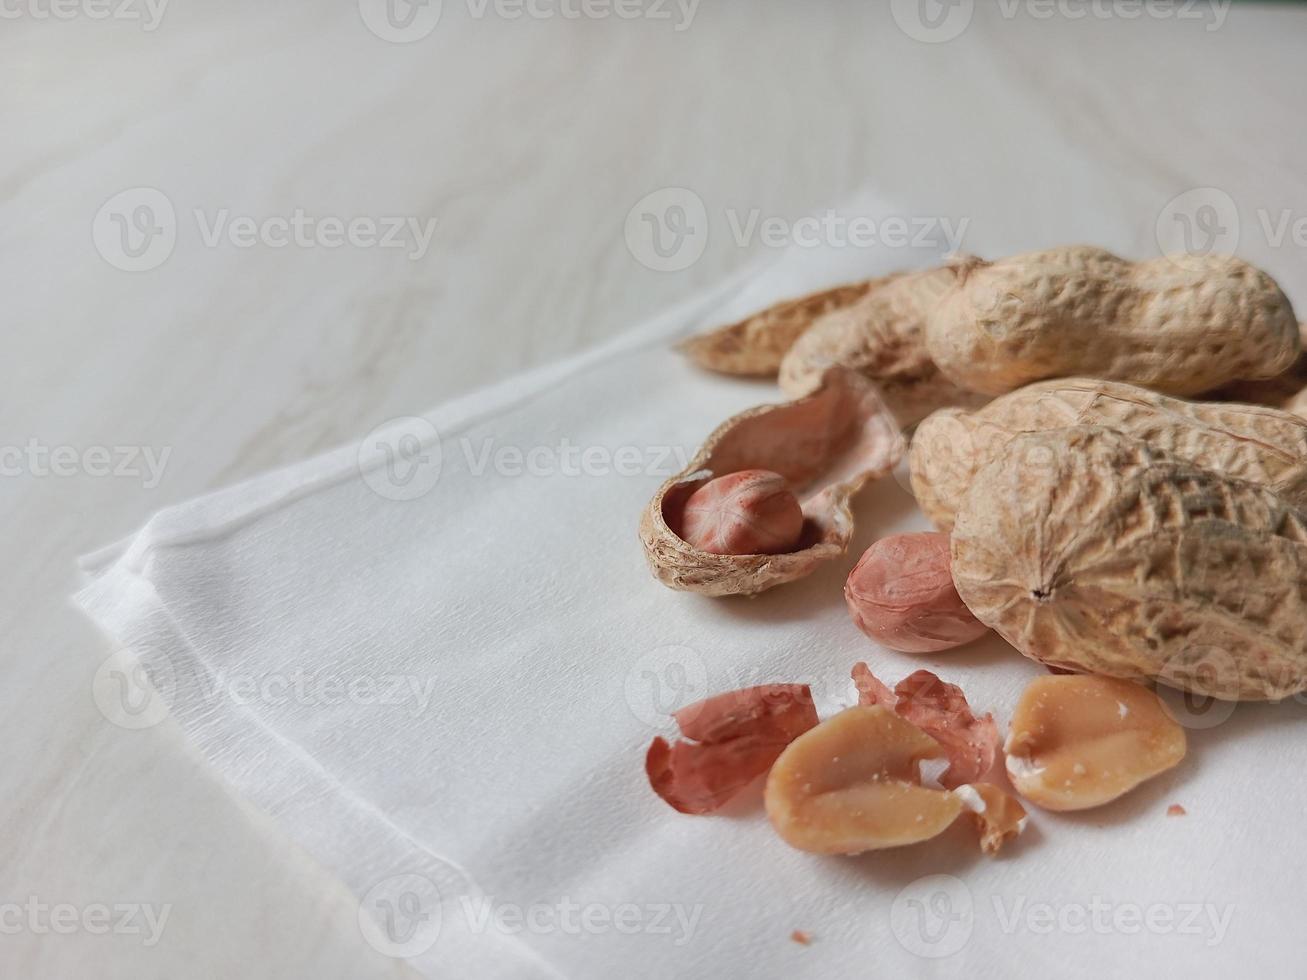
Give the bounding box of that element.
[77,191,1301,979]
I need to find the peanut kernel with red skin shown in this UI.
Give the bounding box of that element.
[679,469,804,556]
[845,532,988,653]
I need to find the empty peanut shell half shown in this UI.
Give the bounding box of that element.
[778,263,990,424]
[640,367,905,596]
[1005,676,1186,812]
[679,279,882,377]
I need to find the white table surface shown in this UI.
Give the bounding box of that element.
[5,2,1307,976]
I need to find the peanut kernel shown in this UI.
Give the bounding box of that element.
[1005,675,1186,812]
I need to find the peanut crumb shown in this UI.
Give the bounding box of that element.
[790,929,813,946]
[1167,804,1187,817]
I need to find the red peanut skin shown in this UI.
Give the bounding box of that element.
[679,470,804,555]
[845,532,988,653]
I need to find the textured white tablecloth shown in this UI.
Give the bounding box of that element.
[76,193,1307,978]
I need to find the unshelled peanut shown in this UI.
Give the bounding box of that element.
[910,378,1307,530]
[951,425,1307,700]
[925,247,1299,396]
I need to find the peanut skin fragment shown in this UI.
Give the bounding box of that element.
[951,425,1307,700]
[679,469,803,556]
[765,706,963,854]
[925,247,1299,396]
[910,377,1307,531]
[851,663,999,788]
[647,685,818,815]
[844,532,989,652]
[1005,676,1186,812]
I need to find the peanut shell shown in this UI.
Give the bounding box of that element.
[640,367,904,596]
[678,279,881,377]
[925,247,1299,396]
[779,263,989,424]
[911,378,1307,531]
[951,425,1307,700]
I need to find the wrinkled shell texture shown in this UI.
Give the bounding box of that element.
[925,247,1300,396]
[911,378,1307,531]
[1205,320,1307,408]
[679,470,804,555]
[845,533,989,652]
[640,367,904,596]
[679,279,880,377]
[951,426,1307,700]
[1005,675,1186,811]
[779,265,990,424]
